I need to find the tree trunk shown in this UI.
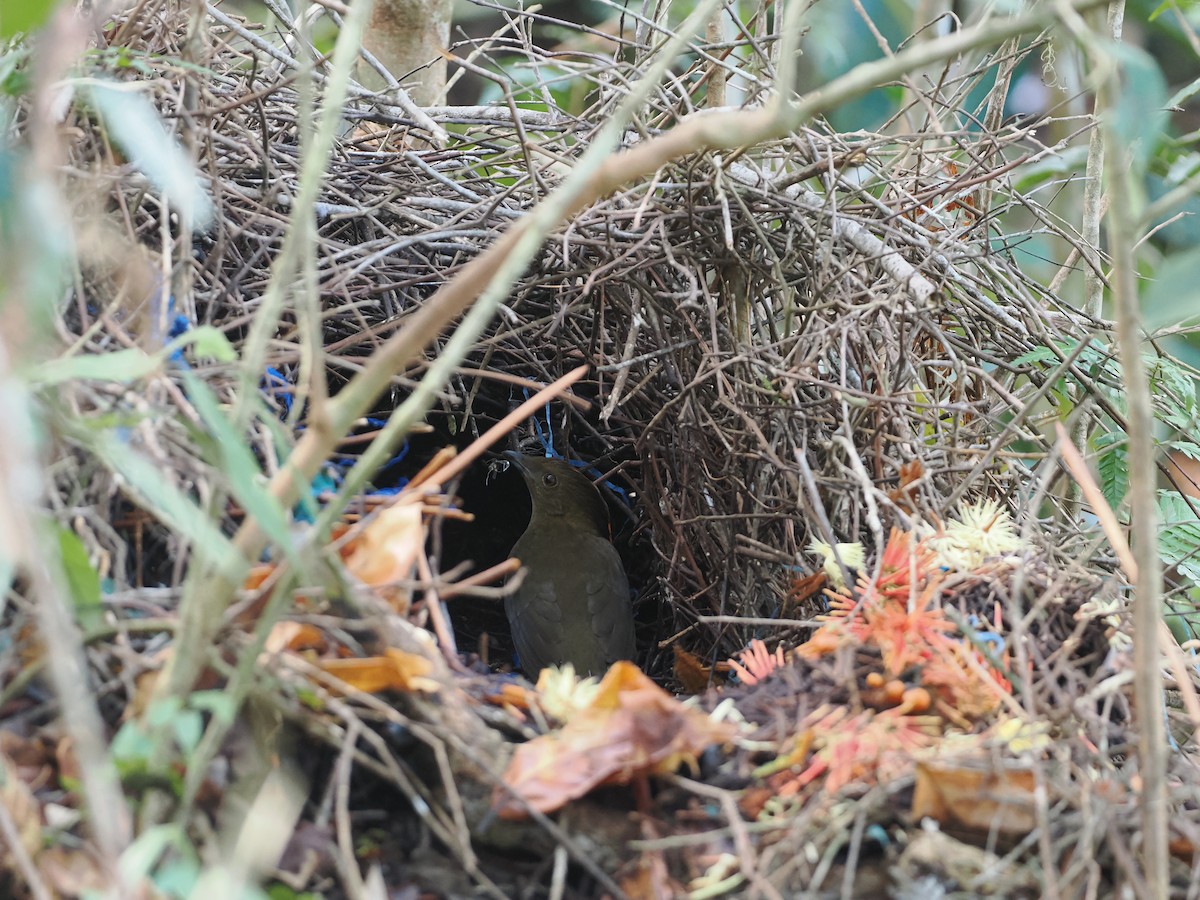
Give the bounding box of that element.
[361,0,451,106]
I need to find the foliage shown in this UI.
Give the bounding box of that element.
[0,0,57,40]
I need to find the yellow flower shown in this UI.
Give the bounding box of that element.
[993,716,1051,754]
[931,499,1024,572]
[535,664,600,723]
[809,540,865,589]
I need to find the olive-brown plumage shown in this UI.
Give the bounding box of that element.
[505,452,636,676]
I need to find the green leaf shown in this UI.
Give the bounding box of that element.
[118,824,187,884]
[178,325,237,363]
[146,695,183,728]
[1167,441,1200,462]
[181,372,300,570]
[1094,431,1128,511]
[296,687,325,711]
[1159,492,1200,585]
[86,81,214,228]
[153,858,201,898]
[111,718,156,765]
[1164,596,1200,646]
[92,431,245,580]
[1149,354,1198,405]
[30,325,236,387]
[1105,44,1169,172]
[172,708,203,755]
[1011,344,1060,367]
[1077,341,1121,382]
[1148,0,1173,21]
[1011,145,1088,194]
[56,526,104,632]
[1142,248,1200,330]
[188,690,238,727]
[1167,74,1200,110]
[29,348,161,386]
[0,44,28,97]
[0,0,57,39]
[266,886,323,900]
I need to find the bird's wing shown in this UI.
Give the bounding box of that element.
[506,567,564,676]
[582,536,636,664]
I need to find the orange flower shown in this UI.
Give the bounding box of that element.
[769,707,938,797]
[728,639,787,686]
[798,528,1012,720]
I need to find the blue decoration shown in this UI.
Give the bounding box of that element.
[262,366,294,415]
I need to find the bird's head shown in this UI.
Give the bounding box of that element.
[504,452,612,536]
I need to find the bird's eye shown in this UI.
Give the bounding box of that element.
[542,473,558,487]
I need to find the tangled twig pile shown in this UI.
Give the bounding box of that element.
[12,1,1199,897]
[68,3,1103,665]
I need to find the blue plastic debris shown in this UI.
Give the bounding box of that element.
[262,366,294,415]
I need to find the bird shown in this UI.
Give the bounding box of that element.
[503,451,636,676]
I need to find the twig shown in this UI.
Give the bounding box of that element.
[1102,46,1169,891]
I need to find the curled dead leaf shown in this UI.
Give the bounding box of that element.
[341,499,425,613]
[340,504,424,602]
[493,662,736,819]
[672,644,714,694]
[314,648,439,695]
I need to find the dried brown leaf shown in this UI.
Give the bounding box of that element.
[493,662,735,819]
[672,644,713,694]
[313,647,439,695]
[341,499,425,613]
[0,751,41,862]
[912,758,1036,836]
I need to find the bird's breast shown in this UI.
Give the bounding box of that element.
[506,525,635,675]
